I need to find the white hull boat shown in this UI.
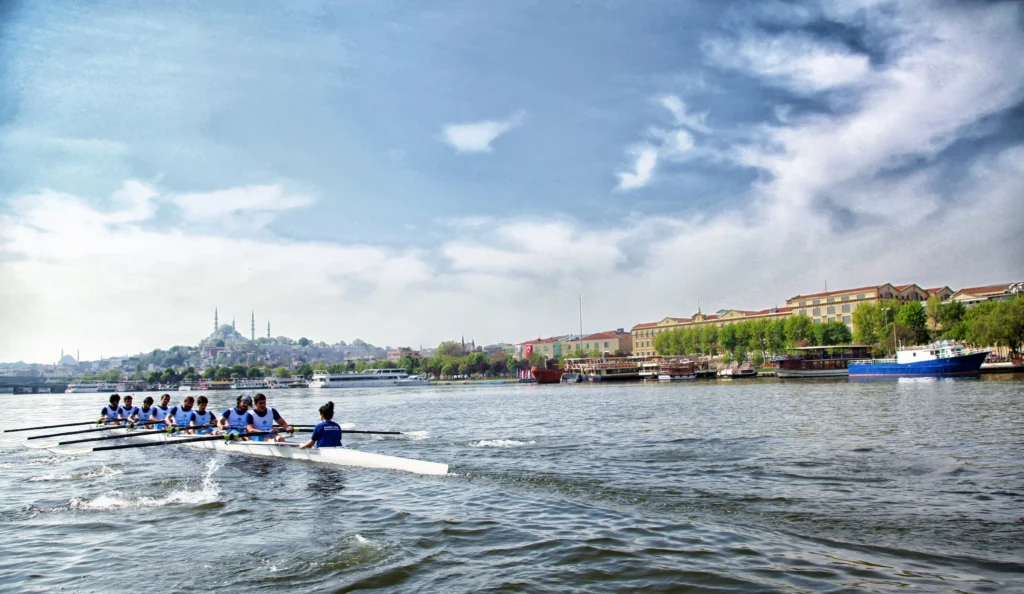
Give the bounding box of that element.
[309,369,430,389]
[58,429,448,476]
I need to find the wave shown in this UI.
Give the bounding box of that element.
[470,439,536,448]
[67,459,221,511]
[28,465,121,482]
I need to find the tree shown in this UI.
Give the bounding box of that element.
[784,314,813,346]
[895,301,929,344]
[818,321,852,345]
[215,366,231,380]
[247,366,264,378]
[274,366,291,378]
[298,337,311,347]
[436,341,465,358]
[147,371,161,385]
[202,367,216,379]
[295,363,314,379]
[441,362,458,378]
[213,339,225,347]
[939,300,967,332]
[719,324,738,354]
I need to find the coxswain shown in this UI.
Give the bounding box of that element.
[151,393,172,429]
[299,401,342,449]
[190,396,218,435]
[166,396,196,433]
[136,396,156,426]
[244,393,292,442]
[220,394,252,435]
[118,395,139,424]
[99,394,121,424]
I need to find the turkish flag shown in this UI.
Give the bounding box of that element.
[525,344,534,357]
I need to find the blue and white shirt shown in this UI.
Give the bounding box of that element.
[310,421,342,448]
[167,406,194,426]
[221,407,249,430]
[244,408,282,432]
[151,405,170,421]
[192,410,216,427]
[99,405,120,421]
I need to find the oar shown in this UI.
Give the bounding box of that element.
[25,425,215,449]
[2,420,107,433]
[25,421,164,440]
[54,431,278,455]
[290,427,406,436]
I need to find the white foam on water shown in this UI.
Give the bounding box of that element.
[470,439,535,448]
[68,458,221,511]
[0,455,67,469]
[29,465,122,482]
[354,534,370,544]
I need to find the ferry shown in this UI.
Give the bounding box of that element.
[718,365,757,379]
[197,379,232,391]
[64,381,118,394]
[658,360,697,381]
[308,368,430,388]
[564,357,641,382]
[848,340,989,378]
[230,378,271,390]
[773,345,872,378]
[530,360,566,384]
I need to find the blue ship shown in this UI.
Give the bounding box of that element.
[848,341,989,378]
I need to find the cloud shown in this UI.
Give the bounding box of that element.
[615,145,659,191]
[655,94,710,133]
[172,185,314,224]
[704,33,871,93]
[615,95,704,191]
[440,111,525,153]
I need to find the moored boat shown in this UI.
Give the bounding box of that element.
[848,340,989,378]
[530,360,566,384]
[565,356,641,382]
[773,344,872,378]
[657,360,697,381]
[309,368,429,388]
[65,381,118,394]
[719,366,756,379]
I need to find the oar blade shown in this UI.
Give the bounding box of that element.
[51,446,95,455]
[23,441,59,449]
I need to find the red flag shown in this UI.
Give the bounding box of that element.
[525,344,534,357]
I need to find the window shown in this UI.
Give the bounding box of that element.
[828,317,835,322]
[604,342,609,348]
[584,343,589,349]
[812,307,820,316]
[813,318,822,324]
[813,299,820,305]
[827,297,835,303]
[827,306,835,314]
[843,315,851,323]
[841,295,849,301]
[799,301,806,307]
[857,294,865,299]
[800,309,807,316]
[842,304,850,313]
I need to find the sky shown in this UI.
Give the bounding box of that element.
[1,0,1023,363]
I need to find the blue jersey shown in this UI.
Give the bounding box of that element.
[222,407,248,430]
[310,421,342,448]
[244,408,281,431]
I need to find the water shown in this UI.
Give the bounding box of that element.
[1,378,1022,593]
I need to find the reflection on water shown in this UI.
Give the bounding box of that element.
[1,377,1022,592]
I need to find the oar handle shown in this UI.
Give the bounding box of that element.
[26,420,164,440]
[54,425,214,446]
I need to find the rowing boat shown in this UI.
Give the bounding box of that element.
[56,428,449,476]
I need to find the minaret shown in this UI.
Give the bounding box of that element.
[215,308,219,333]
[251,311,255,341]
[267,321,271,339]
[77,348,80,362]
[232,317,236,331]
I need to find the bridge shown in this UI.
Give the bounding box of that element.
[0,376,68,394]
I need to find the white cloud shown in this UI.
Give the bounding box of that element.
[615,144,659,191]
[440,111,525,153]
[655,94,710,133]
[703,33,871,93]
[172,185,314,223]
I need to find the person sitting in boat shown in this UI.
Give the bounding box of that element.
[220,394,252,436]
[117,395,139,424]
[166,396,196,433]
[190,396,218,435]
[299,401,342,449]
[244,393,291,442]
[99,394,121,425]
[135,396,156,426]
[151,393,172,429]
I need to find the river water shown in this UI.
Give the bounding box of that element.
[1,377,1022,593]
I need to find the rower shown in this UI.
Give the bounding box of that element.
[220,394,252,435]
[244,393,292,442]
[118,395,139,424]
[99,394,121,425]
[136,396,156,426]
[151,394,172,429]
[299,401,342,449]
[166,396,196,433]
[191,396,218,435]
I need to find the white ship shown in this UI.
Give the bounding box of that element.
[308,368,430,388]
[230,378,271,390]
[64,381,118,394]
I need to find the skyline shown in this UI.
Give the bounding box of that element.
[2,0,1024,363]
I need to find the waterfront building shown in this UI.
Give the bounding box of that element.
[560,330,633,356]
[515,336,569,359]
[785,282,934,328]
[387,347,421,362]
[950,282,1024,305]
[631,308,792,358]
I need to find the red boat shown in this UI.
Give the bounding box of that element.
[531,360,566,384]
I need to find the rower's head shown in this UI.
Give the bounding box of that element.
[197,395,208,411]
[319,401,334,421]
[109,394,120,406]
[253,393,267,413]
[160,393,171,406]
[123,395,133,407]
[182,395,195,410]
[238,394,253,412]
[142,396,154,408]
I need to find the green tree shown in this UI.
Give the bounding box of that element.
[215,366,231,380]
[202,367,216,379]
[441,362,458,378]
[436,341,465,358]
[247,366,263,378]
[295,363,314,379]
[274,366,291,378]
[895,301,929,344]
[784,314,813,346]
[298,337,311,347]
[213,339,225,347]
[147,371,161,384]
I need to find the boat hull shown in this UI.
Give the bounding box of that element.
[530,367,565,384]
[849,351,988,378]
[658,374,696,381]
[95,430,448,475]
[310,379,431,388]
[776,368,849,378]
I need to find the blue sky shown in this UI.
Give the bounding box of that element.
[2,0,1023,362]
